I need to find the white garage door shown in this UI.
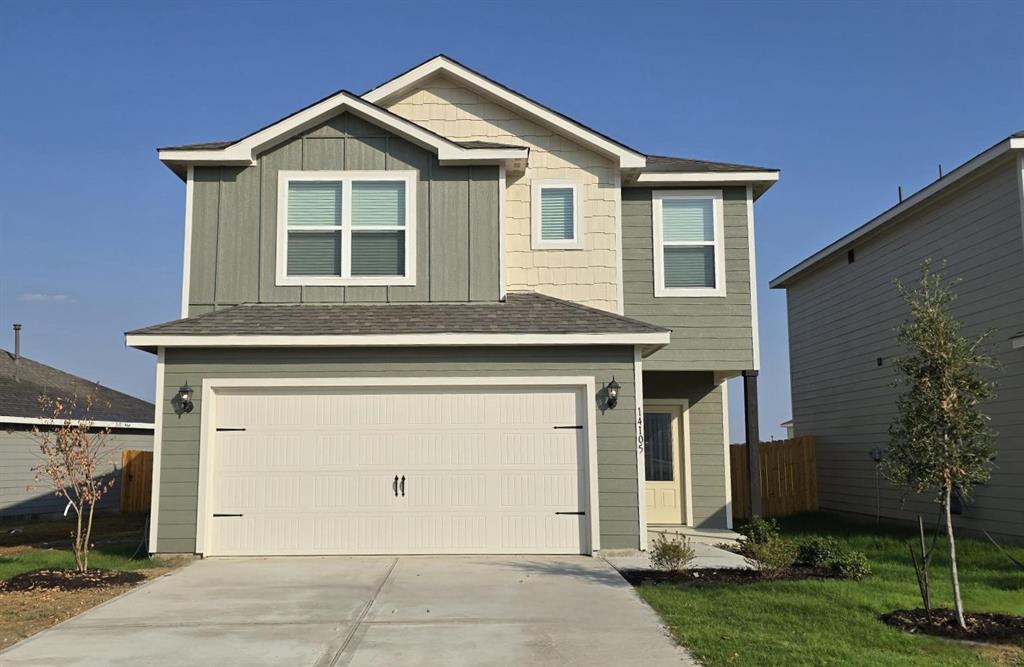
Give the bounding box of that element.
[206,385,590,556]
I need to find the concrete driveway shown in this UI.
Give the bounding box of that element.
[0,556,695,666]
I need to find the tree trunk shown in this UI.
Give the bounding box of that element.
[83,501,96,572]
[945,485,966,629]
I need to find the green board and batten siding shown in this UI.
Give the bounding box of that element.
[622,187,754,371]
[156,346,640,553]
[187,112,500,312]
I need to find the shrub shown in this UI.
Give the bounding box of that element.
[797,536,843,567]
[743,538,798,578]
[828,550,871,580]
[737,516,780,545]
[649,532,696,572]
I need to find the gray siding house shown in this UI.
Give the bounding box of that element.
[772,132,1024,540]
[1,328,154,517]
[128,55,779,556]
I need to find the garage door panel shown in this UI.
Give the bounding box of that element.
[208,386,590,556]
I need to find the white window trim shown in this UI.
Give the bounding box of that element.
[275,170,417,287]
[652,189,726,297]
[531,180,583,250]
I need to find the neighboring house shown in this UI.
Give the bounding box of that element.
[780,419,794,439]
[1,327,154,518]
[771,132,1024,540]
[127,55,779,557]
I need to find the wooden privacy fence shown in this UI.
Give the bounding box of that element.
[730,436,817,520]
[120,450,153,513]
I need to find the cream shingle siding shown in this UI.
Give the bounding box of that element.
[385,76,621,312]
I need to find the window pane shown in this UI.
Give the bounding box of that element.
[663,198,713,242]
[352,181,405,228]
[287,231,340,276]
[664,246,715,289]
[351,231,405,276]
[288,181,341,226]
[540,187,575,241]
[644,412,674,482]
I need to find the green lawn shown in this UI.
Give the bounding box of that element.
[0,513,158,581]
[637,513,1024,666]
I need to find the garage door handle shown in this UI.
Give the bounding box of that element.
[555,511,585,516]
[394,475,399,497]
[213,513,244,518]
[400,475,405,497]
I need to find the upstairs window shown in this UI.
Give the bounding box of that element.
[276,171,416,286]
[653,190,725,297]
[532,181,581,249]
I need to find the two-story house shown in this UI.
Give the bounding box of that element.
[771,132,1024,541]
[127,56,779,556]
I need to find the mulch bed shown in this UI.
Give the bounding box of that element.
[0,569,147,593]
[880,608,1024,643]
[620,565,836,586]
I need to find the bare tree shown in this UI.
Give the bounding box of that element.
[31,394,116,572]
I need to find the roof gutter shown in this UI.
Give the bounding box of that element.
[0,415,155,430]
[770,136,1024,289]
[125,331,671,355]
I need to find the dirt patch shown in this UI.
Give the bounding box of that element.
[620,565,836,586]
[0,568,147,593]
[0,567,177,651]
[880,608,1024,644]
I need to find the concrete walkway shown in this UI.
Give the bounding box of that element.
[604,540,749,572]
[0,556,697,667]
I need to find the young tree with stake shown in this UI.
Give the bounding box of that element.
[881,261,997,629]
[31,393,116,572]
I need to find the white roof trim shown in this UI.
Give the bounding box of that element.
[362,56,647,169]
[770,136,1023,288]
[0,415,155,430]
[632,171,780,185]
[126,331,670,353]
[159,90,528,168]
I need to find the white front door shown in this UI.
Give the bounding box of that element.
[206,386,589,556]
[644,405,684,525]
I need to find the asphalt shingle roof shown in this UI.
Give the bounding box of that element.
[642,155,778,173]
[0,350,155,424]
[128,292,667,338]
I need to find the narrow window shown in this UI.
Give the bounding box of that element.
[532,181,581,249]
[653,190,725,297]
[848,249,856,264]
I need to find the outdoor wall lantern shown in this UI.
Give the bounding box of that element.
[606,377,621,409]
[176,382,195,414]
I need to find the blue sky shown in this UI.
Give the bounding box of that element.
[1,1,1021,438]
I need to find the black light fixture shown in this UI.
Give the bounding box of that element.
[606,377,621,409]
[176,382,195,414]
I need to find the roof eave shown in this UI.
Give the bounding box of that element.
[125,331,671,351]
[626,170,780,199]
[157,90,531,177]
[770,137,1023,289]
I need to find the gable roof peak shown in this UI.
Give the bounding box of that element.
[363,55,647,169]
